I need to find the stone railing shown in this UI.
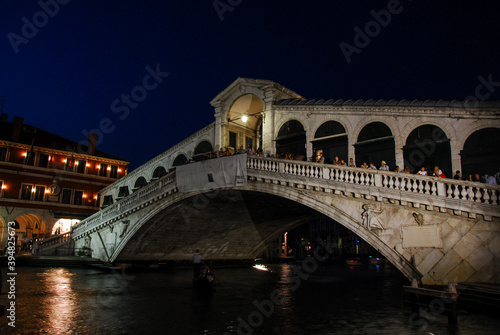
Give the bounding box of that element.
[33,232,72,254]
[72,171,177,238]
[247,156,500,220]
[72,156,500,239]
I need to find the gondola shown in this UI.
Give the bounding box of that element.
[192,265,215,290]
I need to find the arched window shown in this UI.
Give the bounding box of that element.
[172,154,188,167]
[133,176,148,191]
[276,120,306,159]
[193,141,213,161]
[461,128,500,178]
[313,121,347,164]
[152,166,167,179]
[355,122,395,169]
[403,125,451,175]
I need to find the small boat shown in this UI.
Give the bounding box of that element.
[193,265,215,290]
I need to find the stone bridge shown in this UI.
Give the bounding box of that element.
[72,155,500,286]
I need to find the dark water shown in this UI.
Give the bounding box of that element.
[1,262,499,335]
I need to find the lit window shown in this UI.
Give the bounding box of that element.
[73,190,83,205]
[34,186,46,201]
[61,189,72,204]
[20,184,33,200]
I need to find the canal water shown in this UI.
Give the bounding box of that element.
[1,261,499,335]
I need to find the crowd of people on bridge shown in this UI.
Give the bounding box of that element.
[184,147,499,185]
[312,154,499,185]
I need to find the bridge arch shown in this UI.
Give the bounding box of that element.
[109,184,419,282]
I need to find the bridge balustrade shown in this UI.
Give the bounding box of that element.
[247,156,499,219]
[73,156,499,240]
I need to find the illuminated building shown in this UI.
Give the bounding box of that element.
[0,114,128,254]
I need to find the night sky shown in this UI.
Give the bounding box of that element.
[1,1,499,171]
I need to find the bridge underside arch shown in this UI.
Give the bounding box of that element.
[113,186,419,282]
[115,190,318,262]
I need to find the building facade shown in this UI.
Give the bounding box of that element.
[0,114,128,253]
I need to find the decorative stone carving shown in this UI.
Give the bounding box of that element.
[361,204,385,230]
[412,212,424,225]
[120,220,130,238]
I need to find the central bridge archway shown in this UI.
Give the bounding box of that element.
[109,185,420,282]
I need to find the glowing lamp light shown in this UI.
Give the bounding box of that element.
[22,152,27,157]
[107,166,111,171]
[63,159,67,163]
[1,184,6,190]
[94,195,98,200]
[96,165,101,169]
[31,188,36,193]
[83,193,87,198]
[241,115,248,123]
[118,168,122,173]
[86,163,90,167]
[75,161,79,166]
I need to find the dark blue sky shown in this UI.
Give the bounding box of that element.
[1,1,499,171]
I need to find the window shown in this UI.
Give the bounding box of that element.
[76,160,86,174]
[61,189,72,204]
[38,153,50,168]
[21,184,33,200]
[117,186,130,198]
[229,131,237,148]
[34,186,46,201]
[102,195,113,208]
[65,157,75,171]
[0,147,7,161]
[99,163,108,177]
[25,150,35,166]
[73,190,83,205]
[110,165,118,178]
[246,136,253,150]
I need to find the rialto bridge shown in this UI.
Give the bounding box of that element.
[69,78,500,286]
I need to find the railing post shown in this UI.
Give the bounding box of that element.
[436,180,446,196]
[279,161,285,173]
[374,173,382,187]
[322,167,330,180]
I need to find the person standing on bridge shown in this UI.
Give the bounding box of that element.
[193,249,204,278]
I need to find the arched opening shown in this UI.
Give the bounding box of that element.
[193,141,214,161]
[461,127,500,179]
[312,121,348,164]
[112,189,415,282]
[355,122,395,169]
[276,120,307,160]
[133,176,148,190]
[172,154,188,167]
[152,166,167,179]
[403,125,451,176]
[11,214,47,253]
[227,94,263,153]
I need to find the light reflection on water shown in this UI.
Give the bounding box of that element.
[1,263,499,335]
